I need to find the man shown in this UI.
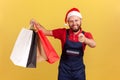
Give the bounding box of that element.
[31,8,96,80]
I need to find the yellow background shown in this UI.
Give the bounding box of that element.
[0,0,120,80]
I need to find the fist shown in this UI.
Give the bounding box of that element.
[30,19,37,25]
[30,19,39,32]
[78,33,86,43]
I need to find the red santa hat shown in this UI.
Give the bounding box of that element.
[65,8,82,24]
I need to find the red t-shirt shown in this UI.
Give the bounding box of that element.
[52,28,94,51]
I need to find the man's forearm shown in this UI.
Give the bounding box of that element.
[84,38,96,48]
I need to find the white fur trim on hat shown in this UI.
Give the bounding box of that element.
[67,11,82,21]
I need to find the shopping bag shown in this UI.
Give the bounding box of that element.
[10,28,37,68]
[37,30,59,64]
[26,31,37,68]
[36,36,48,62]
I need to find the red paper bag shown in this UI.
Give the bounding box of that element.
[37,30,59,63]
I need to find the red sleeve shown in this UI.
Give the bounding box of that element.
[52,28,66,49]
[84,32,94,39]
[52,28,66,40]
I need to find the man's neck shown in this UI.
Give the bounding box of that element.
[73,29,81,35]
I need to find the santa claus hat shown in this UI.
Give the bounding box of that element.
[65,8,82,24]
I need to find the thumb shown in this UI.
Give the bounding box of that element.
[78,33,84,38]
[30,19,36,25]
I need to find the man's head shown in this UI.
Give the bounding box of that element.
[65,8,82,32]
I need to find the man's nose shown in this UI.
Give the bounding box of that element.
[73,21,76,25]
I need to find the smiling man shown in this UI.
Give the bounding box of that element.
[31,7,96,80]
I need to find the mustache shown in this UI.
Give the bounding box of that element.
[70,24,81,28]
[69,24,82,32]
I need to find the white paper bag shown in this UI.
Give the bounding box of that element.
[10,28,34,67]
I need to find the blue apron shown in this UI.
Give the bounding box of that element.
[58,29,86,80]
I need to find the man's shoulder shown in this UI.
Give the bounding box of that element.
[53,28,66,31]
[84,31,92,35]
[52,28,67,36]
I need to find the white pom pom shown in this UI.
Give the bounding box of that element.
[64,23,68,26]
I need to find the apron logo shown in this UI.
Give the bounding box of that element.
[66,50,79,55]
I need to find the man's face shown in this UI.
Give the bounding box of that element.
[68,16,82,32]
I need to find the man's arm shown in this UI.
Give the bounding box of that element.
[84,38,96,48]
[30,19,53,36]
[78,33,96,48]
[36,23,53,36]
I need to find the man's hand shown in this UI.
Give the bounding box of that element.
[30,19,39,32]
[78,33,86,43]
[78,33,96,48]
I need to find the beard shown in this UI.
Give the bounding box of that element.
[69,24,81,32]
